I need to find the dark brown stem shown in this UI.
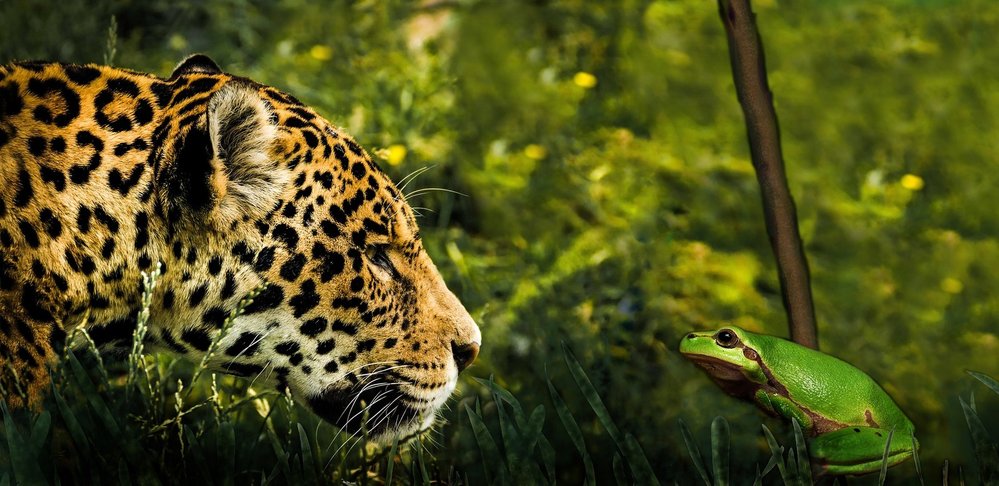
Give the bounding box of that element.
[718,0,819,349]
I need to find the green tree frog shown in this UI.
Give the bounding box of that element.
[679,326,917,475]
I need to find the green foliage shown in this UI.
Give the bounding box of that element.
[963,371,999,484]
[2,0,999,483]
[0,280,444,484]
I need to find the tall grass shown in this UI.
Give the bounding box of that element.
[0,271,996,484]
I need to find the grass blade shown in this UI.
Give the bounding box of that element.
[761,425,790,484]
[785,448,799,485]
[265,426,292,481]
[385,436,399,485]
[612,452,629,485]
[2,403,45,485]
[51,385,92,457]
[968,371,999,397]
[959,396,999,484]
[539,435,557,484]
[562,343,659,484]
[878,428,895,486]
[522,405,546,456]
[297,424,319,485]
[711,416,730,486]
[792,418,812,484]
[912,432,924,486]
[465,402,507,484]
[678,418,711,486]
[415,438,430,486]
[117,458,132,486]
[66,350,121,436]
[562,344,621,442]
[220,421,236,486]
[476,377,527,425]
[547,380,595,486]
[184,427,213,485]
[28,411,51,454]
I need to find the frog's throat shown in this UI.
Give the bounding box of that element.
[683,353,763,398]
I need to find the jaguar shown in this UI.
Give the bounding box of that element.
[0,54,481,441]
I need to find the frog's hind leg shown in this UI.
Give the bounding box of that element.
[810,426,917,476]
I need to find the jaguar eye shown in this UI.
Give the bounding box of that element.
[715,329,740,348]
[365,244,395,274]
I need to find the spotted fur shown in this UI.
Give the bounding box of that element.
[0,55,481,440]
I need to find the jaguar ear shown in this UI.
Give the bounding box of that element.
[208,83,286,219]
[170,54,222,79]
[170,83,285,224]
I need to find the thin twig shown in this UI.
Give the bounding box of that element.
[718,0,819,348]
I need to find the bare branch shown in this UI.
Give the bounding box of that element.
[718,0,819,349]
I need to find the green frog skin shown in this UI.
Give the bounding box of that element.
[679,326,917,476]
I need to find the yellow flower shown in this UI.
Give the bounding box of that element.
[168,34,188,51]
[941,277,963,294]
[573,71,597,89]
[900,174,924,191]
[523,144,547,160]
[386,144,407,166]
[310,45,333,61]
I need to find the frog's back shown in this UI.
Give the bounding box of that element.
[751,333,913,432]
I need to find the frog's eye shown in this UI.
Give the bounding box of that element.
[715,329,740,348]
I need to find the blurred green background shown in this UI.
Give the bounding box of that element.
[2,0,998,483]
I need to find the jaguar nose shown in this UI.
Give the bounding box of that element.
[451,341,480,373]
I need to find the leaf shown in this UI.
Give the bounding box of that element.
[265,426,292,482]
[563,343,659,484]
[562,343,622,443]
[968,371,999,397]
[711,416,730,486]
[465,402,508,484]
[28,411,51,455]
[220,421,236,486]
[185,427,214,485]
[624,433,659,485]
[385,436,399,486]
[476,377,526,425]
[785,448,799,486]
[761,425,790,485]
[612,452,629,486]
[117,458,132,486]
[678,418,711,486]
[959,396,999,483]
[911,432,925,486]
[547,380,595,486]
[792,418,812,484]
[51,385,93,463]
[538,435,557,484]
[522,405,546,457]
[66,350,121,436]
[2,402,45,485]
[415,437,430,486]
[296,423,319,485]
[878,428,895,486]
[493,394,522,476]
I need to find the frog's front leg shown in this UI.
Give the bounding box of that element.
[810,426,918,476]
[754,390,813,430]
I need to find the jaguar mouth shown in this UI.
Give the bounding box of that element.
[306,374,444,443]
